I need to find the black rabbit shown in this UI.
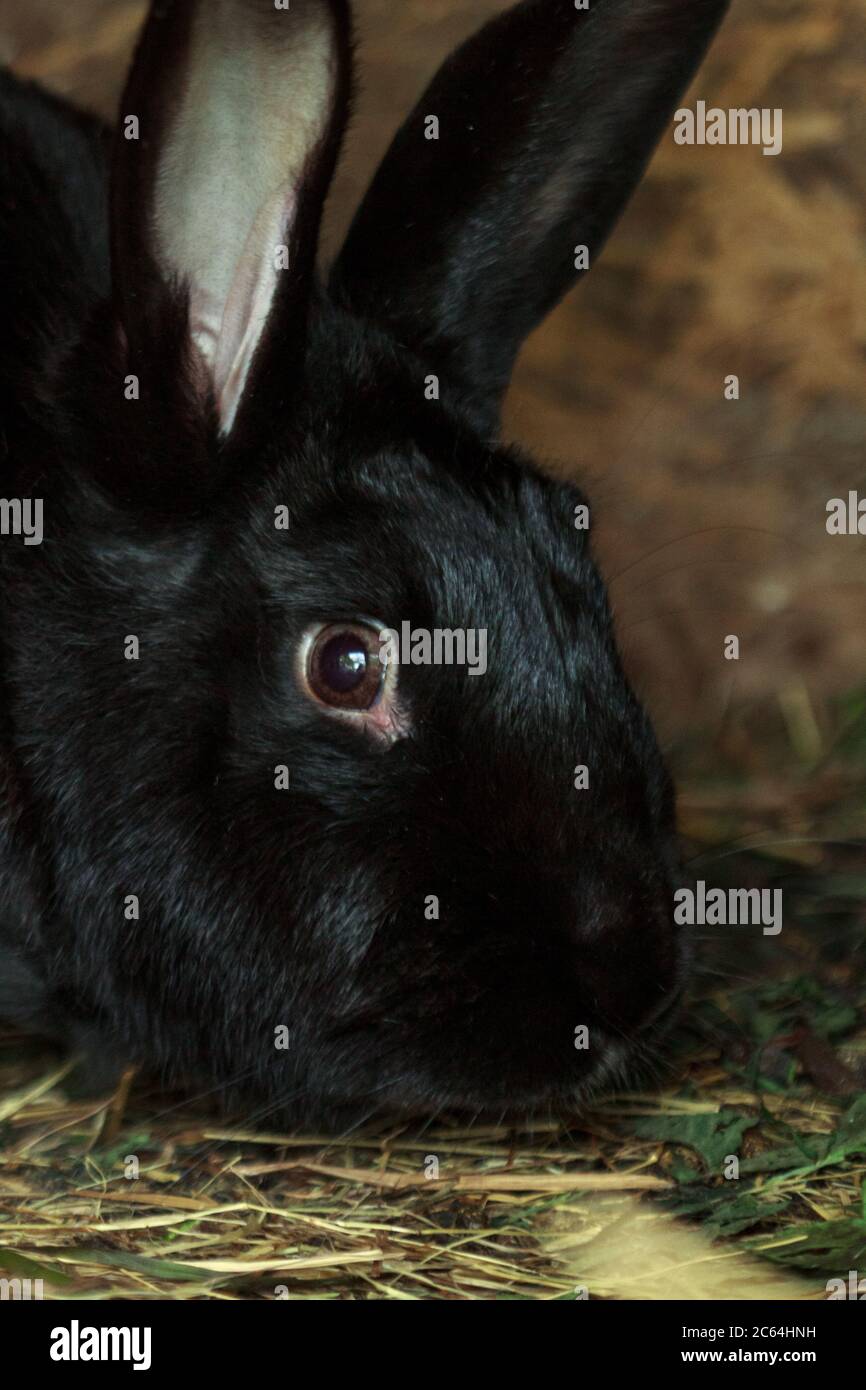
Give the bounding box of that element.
[0,0,729,1127]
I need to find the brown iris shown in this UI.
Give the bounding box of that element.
[306,623,385,710]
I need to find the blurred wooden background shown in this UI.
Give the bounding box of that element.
[2,0,865,766]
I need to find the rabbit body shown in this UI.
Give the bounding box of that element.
[0,0,729,1126]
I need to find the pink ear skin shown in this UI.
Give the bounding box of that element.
[109,0,352,449]
[203,185,298,436]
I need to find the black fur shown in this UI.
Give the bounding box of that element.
[0,0,729,1127]
[333,0,730,429]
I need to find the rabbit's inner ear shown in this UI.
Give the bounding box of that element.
[152,1,338,434]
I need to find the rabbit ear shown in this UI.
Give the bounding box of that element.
[111,0,350,441]
[332,0,729,430]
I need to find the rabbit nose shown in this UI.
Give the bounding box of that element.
[476,865,679,1033]
[560,875,681,1032]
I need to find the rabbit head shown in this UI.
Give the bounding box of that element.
[2,0,729,1126]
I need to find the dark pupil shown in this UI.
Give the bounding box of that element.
[320,633,370,693]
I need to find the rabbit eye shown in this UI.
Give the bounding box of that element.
[305,623,385,711]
